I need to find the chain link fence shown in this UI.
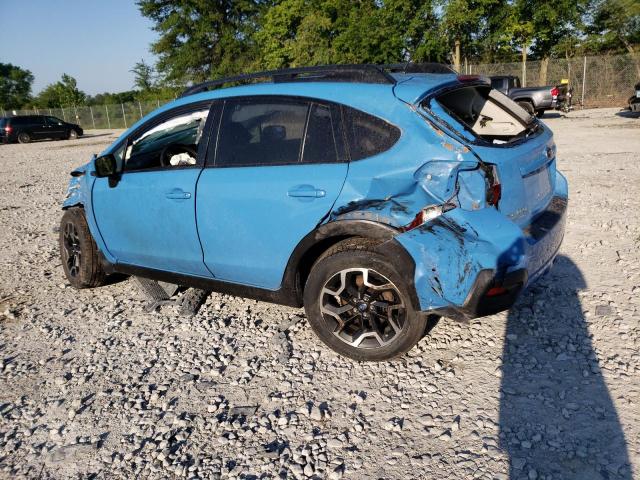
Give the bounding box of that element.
[1,53,638,128]
[467,53,639,108]
[0,98,169,130]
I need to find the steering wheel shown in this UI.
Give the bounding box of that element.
[160,144,198,167]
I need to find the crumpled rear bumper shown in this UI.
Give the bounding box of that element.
[395,191,568,321]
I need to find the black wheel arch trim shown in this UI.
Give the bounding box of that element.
[281,219,421,310]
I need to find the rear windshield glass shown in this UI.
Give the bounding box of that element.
[427,85,536,145]
[0,118,5,127]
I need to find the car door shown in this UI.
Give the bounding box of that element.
[196,96,349,289]
[91,101,215,277]
[27,117,47,139]
[46,116,66,138]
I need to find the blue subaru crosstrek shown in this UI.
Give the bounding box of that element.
[59,64,567,361]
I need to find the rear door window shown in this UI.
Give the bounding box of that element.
[216,98,308,167]
[342,107,400,160]
[301,103,342,164]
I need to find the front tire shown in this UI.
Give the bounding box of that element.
[68,129,79,140]
[59,208,106,288]
[17,132,31,144]
[303,239,427,361]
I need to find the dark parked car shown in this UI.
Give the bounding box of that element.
[628,81,640,113]
[0,115,83,144]
[490,75,568,117]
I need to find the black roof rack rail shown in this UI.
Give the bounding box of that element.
[180,64,397,98]
[380,62,456,74]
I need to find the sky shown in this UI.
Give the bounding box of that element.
[0,0,158,96]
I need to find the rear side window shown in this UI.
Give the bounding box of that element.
[490,78,503,90]
[0,118,5,128]
[217,99,308,166]
[342,107,400,161]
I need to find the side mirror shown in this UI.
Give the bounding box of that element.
[94,154,117,177]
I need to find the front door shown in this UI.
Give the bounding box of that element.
[92,102,214,277]
[196,97,349,289]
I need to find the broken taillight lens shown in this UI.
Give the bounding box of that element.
[486,165,501,207]
[487,183,501,206]
[399,204,452,233]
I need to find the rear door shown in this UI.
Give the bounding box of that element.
[196,96,348,289]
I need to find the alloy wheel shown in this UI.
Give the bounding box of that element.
[62,221,82,277]
[320,268,405,348]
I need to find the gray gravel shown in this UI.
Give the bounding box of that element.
[0,109,639,479]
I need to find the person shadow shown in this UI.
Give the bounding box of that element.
[499,255,633,479]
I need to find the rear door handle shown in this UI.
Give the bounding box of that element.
[165,188,192,200]
[287,185,326,198]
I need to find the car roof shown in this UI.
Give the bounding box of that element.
[165,72,457,116]
[108,70,459,151]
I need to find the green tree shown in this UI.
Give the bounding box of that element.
[254,0,443,69]
[137,0,267,83]
[34,74,86,108]
[130,59,156,91]
[586,0,640,75]
[0,63,34,109]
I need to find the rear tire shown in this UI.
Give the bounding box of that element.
[59,208,106,288]
[517,101,535,116]
[535,110,545,118]
[17,132,31,144]
[303,238,427,361]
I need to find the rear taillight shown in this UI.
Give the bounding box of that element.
[485,286,508,297]
[3,126,11,133]
[487,183,501,206]
[551,87,559,98]
[486,165,501,207]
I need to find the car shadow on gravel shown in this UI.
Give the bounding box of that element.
[499,255,632,479]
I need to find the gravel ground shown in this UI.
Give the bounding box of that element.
[0,108,639,479]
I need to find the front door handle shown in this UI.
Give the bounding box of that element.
[165,188,192,200]
[287,185,326,198]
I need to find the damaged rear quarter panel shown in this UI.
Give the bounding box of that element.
[395,207,525,311]
[329,102,479,228]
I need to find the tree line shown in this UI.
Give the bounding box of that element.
[1,0,638,110]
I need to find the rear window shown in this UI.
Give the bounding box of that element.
[11,117,37,125]
[342,107,400,160]
[428,85,536,144]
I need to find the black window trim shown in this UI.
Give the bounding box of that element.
[206,94,348,169]
[113,100,216,175]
